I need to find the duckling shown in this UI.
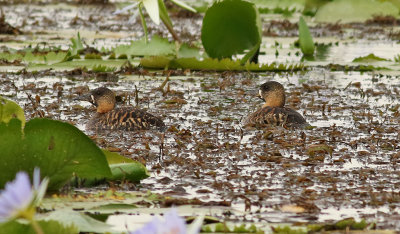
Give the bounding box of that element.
[82,87,165,131]
[243,81,308,128]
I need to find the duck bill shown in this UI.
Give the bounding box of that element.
[74,93,94,105]
[248,89,264,101]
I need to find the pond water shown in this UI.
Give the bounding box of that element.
[2,69,399,230]
[1,1,400,232]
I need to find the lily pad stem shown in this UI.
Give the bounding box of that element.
[161,17,180,42]
[139,3,148,44]
[31,219,44,234]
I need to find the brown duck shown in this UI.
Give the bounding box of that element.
[81,87,165,131]
[243,81,308,128]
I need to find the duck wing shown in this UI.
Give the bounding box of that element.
[243,106,308,128]
[89,107,165,131]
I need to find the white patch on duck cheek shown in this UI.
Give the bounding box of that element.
[259,90,263,99]
[90,95,95,104]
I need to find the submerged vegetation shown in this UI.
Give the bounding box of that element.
[0,0,400,233]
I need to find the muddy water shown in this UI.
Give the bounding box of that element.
[1,69,399,229]
[1,1,400,231]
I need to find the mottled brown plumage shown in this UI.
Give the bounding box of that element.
[83,87,165,131]
[243,81,308,128]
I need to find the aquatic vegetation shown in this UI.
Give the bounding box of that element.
[394,54,400,62]
[0,169,48,223]
[1,0,400,232]
[0,96,25,126]
[130,209,186,234]
[314,0,399,23]
[251,0,304,14]
[113,35,180,58]
[141,56,305,71]
[0,98,149,190]
[0,118,111,190]
[103,150,150,183]
[114,0,196,42]
[91,64,116,72]
[353,53,390,62]
[63,33,84,62]
[0,169,50,234]
[130,208,204,234]
[201,0,262,64]
[298,16,315,56]
[202,223,264,233]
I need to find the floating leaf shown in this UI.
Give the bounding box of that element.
[178,44,202,59]
[44,52,69,64]
[351,219,369,230]
[28,59,130,71]
[298,16,315,56]
[43,210,114,233]
[0,96,25,127]
[315,0,398,23]
[103,150,135,164]
[352,53,390,63]
[201,0,261,61]
[103,150,149,183]
[141,57,305,72]
[0,52,23,62]
[113,36,175,57]
[0,220,78,234]
[252,0,304,12]
[89,203,138,211]
[202,222,263,233]
[0,118,111,190]
[109,163,150,183]
[271,225,307,234]
[140,56,172,69]
[335,218,356,230]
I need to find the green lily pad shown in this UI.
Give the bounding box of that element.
[201,0,261,61]
[24,51,68,64]
[0,220,78,234]
[298,16,315,56]
[141,56,305,72]
[352,53,390,63]
[113,35,176,57]
[0,118,111,190]
[315,0,398,23]
[104,150,150,182]
[0,51,67,65]
[43,210,114,233]
[84,150,150,184]
[28,59,132,71]
[0,96,25,126]
[0,52,23,62]
[90,203,138,210]
[109,162,150,183]
[252,0,304,12]
[178,44,203,59]
[140,56,172,69]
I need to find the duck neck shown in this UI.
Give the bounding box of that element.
[263,92,285,108]
[96,101,114,113]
